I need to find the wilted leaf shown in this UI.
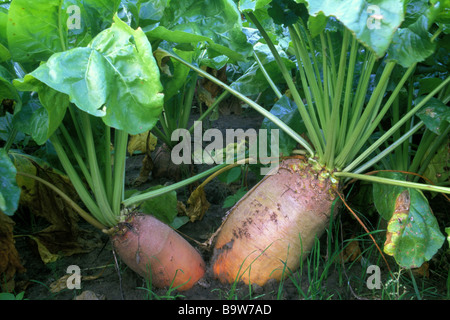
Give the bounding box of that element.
[340,238,362,263]
[383,188,445,268]
[410,262,429,278]
[128,131,157,155]
[186,186,210,222]
[10,152,101,264]
[0,212,26,292]
[50,270,105,293]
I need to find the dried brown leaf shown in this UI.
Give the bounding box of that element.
[0,212,26,292]
[186,187,210,222]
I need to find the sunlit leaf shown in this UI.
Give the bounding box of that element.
[303,0,405,58]
[15,15,164,135]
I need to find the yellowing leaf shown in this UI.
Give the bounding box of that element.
[186,186,210,222]
[26,235,60,264]
[128,131,157,155]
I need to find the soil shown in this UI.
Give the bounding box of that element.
[8,106,446,301]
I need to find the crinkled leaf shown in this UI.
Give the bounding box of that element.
[0,148,20,216]
[267,0,307,27]
[384,188,445,268]
[303,0,405,58]
[17,15,164,135]
[416,96,450,135]
[0,212,26,292]
[186,186,210,222]
[127,131,157,155]
[261,95,306,157]
[10,152,101,263]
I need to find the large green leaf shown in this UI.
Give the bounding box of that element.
[7,0,120,63]
[302,0,405,58]
[7,0,65,62]
[15,15,164,135]
[142,0,252,62]
[0,148,21,216]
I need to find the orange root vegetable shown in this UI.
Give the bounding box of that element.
[111,213,205,291]
[212,158,340,286]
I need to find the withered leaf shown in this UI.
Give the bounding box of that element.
[0,212,26,292]
[186,186,210,222]
[11,152,101,264]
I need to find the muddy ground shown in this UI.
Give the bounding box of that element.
[9,106,447,301]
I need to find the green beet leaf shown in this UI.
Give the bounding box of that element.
[386,15,436,68]
[13,76,70,145]
[7,0,121,64]
[231,42,295,97]
[261,94,306,157]
[416,96,450,135]
[18,15,164,135]
[143,0,252,62]
[303,0,405,58]
[373,171,407,220]
[0,148,21,216]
